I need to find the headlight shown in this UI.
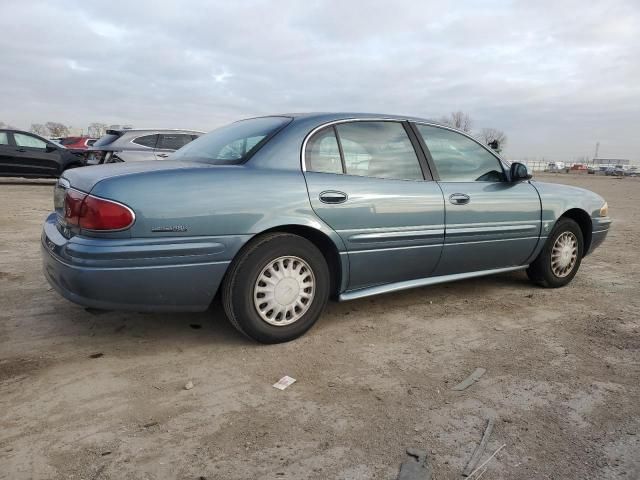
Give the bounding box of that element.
[600,202,608,217]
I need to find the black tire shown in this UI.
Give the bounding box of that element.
[526,217,584,288]
[221,233,330,343]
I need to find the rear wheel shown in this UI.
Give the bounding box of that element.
[222,233,330,343]
[526,217,583,288]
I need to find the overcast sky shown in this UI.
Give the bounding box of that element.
[1,0,638,161]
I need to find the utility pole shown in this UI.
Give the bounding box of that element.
[594,141,600,160]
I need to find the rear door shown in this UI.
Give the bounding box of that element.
[11,132,61,176]
[412,123,541,275]
[303,120,445,290]
[155,133,197,159]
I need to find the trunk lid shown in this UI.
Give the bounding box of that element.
[61,161,210,193]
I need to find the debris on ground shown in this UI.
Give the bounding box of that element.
[465,444,506,479]
[143,421,159,428]
[89,353,104,359]
[463,417,495,476]
[273,375,296,390]
[451,368,486,391]
[397,448,432,480]
[189,324,202,329]
[184,381,194,390]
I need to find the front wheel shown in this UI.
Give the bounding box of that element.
[526,218,584,288]
[221,233,330,343]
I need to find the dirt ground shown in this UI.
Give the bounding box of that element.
[0,173,638,479]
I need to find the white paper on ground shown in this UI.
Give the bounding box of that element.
[273,375,296,390]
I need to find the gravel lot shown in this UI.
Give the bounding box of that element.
[0,173,638,479]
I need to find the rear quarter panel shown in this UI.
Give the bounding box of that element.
[88,165,346,259]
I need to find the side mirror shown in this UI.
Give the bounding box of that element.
[45,144,57,152]
[510,162,532,182]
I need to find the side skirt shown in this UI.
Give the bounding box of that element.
[338,265,528,301]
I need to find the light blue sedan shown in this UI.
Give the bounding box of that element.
[42,113,611,343]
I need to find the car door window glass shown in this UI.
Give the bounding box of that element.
[305,127,342,174]
[416,125,505,182]
[0,132,9,145]
[132,134,159,148]
[159,134,194,150]
[336,122,423,181]
[14,133,47,149]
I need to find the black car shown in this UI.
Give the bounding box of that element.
[0,129,86,178]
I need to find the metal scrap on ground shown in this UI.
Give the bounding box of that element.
[463,417,495,476]
[397,448,432,480]
[451,367,486,391]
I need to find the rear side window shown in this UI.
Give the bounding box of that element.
[304,127,342,174]
[0,132,8,145]
[416,125,505,182]
[14,133,47,149]
[158,134,196,150]
[305,121,424,181]
[132,134,159,148]
[172,116,292,165]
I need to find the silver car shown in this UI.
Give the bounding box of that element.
[86,128,203,164]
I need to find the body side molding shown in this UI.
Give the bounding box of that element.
[339,265,528,301]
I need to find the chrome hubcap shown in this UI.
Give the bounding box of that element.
[253,256,315,326]
[551,231,578,277]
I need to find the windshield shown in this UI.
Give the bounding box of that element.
[172,116,292,164]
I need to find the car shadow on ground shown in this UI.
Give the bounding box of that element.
[37,272,536,351]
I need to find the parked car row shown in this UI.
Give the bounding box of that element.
[0,128,203,178]
[85,129,203,164]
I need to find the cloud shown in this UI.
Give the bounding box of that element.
[0,0,638,161]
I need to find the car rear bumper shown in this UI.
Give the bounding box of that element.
[41,213,236,312]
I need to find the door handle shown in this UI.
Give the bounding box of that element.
[16,148,26,152]
[319,190,348,204]
[157,153,170,158]
[449,193,470,205]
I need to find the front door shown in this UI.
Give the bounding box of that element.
[303,120,445,290]
[412,123,541,276]
[12,132,61,177]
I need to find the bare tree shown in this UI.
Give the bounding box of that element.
[479,128,507,153]
[45,121,70,138]
[439,111,473,132]
[30,123,49,136]
[88,122,108,138]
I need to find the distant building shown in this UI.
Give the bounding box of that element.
[592,158,630,165]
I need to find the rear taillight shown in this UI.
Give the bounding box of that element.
[63,190,135,231]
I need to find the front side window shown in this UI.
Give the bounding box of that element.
[14,133,47,149]
[132,134,159,148]
[416,125,505,182]
[172,116,292,165]
[305,121,424,181]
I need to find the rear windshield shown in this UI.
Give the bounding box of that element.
[172,116,292,165]
[60,137,81,145]
[93,132,123,147]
